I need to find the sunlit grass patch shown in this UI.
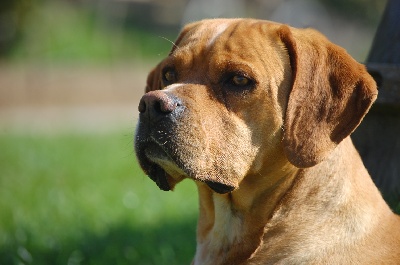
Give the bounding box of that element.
[0,132,198,264]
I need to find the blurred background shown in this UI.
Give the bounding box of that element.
[0,0,388,264]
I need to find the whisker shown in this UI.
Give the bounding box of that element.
[158,36,180,51]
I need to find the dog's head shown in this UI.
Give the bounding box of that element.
[135,19,377,194]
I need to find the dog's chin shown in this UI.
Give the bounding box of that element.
[138,142,237,194]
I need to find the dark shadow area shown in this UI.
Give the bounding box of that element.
[0,217,197,265]
[352,109,400,214]
[352,0,400,214]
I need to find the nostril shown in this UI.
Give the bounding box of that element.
[153,100,162,113]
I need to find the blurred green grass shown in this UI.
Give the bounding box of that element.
[0,131,198,265]
[8,1,175,64]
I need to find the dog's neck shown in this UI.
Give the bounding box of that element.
[193,148,299,264]
[193,137,390,265]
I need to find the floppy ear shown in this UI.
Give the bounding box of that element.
[277,25,378,168]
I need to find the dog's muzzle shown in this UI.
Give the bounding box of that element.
[135,90,184,191]
[135,90,236,194]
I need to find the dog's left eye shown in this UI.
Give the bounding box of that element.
[163,69,177,84]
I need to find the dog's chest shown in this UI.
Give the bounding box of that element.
[194,195,245,264]
[212,195,243,245]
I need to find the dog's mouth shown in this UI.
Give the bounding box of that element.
[138,141,184,191]
[136,139,236,194]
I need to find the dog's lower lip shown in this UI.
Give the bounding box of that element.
[137,141,172,191]
[151,165,170,191]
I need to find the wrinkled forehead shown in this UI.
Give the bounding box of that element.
[170,19,281,60]
[179,19,238,49]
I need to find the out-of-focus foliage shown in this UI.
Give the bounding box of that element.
[319,0,386,25]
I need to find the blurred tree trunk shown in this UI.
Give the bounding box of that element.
[352,0,400,212]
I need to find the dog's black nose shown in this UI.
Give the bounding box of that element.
[138,91,181,121]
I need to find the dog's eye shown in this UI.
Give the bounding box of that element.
[163,69,177,83]
[225,74,255,90]
[231,75,250,86]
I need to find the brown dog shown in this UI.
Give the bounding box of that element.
[135,18,400,264]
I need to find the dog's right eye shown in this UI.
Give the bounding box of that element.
[224,73,255,91]
[163,69,177,84]
[231,75,250,86]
